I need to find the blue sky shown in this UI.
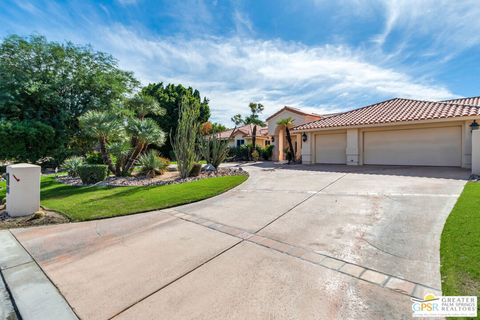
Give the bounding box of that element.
[1,0,480,125]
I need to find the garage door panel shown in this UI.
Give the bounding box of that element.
[315,133,346,164]
[364,126,461,166]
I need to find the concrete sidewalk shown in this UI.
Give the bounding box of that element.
[8,163,469,319]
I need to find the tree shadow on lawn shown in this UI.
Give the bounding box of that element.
[40,180,119,200]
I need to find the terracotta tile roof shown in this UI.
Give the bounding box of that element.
[216,124,269,139]
[441,96,480,107]
[293,98,480,131]
[266,106,322,121]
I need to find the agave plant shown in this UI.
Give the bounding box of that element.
[137,150,170,178]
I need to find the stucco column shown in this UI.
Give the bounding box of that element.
[346,128,359,165]
[463,121,473,168]
[278,129,284,161]
[472,129,480,174]
[301,132,313,164]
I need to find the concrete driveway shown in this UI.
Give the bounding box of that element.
[9,163,469,319]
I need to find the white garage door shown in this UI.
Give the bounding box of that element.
[364,126,462,166]
[315,133,346,164]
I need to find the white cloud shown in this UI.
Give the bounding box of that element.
[97,25,456,125]
[233,10,254,36]
[373,0,480,56]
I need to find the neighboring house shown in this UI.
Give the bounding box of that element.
[267,97,480,168]
[217,124,271,148]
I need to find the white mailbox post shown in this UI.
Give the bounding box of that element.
[6,163,41,217]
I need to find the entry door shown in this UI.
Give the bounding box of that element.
[315,133,347,164]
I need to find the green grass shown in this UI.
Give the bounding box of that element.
[0,174,247,221]
[440,181,480,315]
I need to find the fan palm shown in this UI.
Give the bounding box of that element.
[79,111,123,173]
[123,118,166,173]
[126,93,166,120]
[277,117,296,163]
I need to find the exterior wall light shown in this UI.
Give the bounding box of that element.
[302,133,308,142]
[470,120,479,131]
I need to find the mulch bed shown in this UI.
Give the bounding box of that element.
[0,207,70,229]
[57,167,248,187]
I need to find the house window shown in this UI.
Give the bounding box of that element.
[265,140,271,146]
[236,139,245,147]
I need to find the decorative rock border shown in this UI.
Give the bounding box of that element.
[57,167,248,187]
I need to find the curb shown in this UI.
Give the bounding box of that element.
[0,230,78,320]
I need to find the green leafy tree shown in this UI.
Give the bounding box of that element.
[0,120,55,162]
[277,117,296,163]
[141,82,210,157]
[0,34,138,163]
[211,122,227,133]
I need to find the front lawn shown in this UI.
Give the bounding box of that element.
[440,182,480,310]
[0,174,247,221]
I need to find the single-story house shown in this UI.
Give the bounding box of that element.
[217,124,271,148]
[267,97,480,169]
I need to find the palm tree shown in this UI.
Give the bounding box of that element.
[123,118,165,173]
[244,103,265,155]
[277,117,296,163]
[126,93,166,120]
[79,111,123,174]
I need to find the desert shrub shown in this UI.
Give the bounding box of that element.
[137,150,170,178]
[228,144,265,161]
[261,145,274,160]
[85,152,104,164]
[78,164,108,184]
[62,156,85,177]
[251,150,260,161]
[189,163,202,177]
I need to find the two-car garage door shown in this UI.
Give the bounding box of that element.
[314,126,462,166]
[363,126,462,166]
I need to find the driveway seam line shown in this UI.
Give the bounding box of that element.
[253,173,349,234]
[108,238,244,320]
[7,230,80,319]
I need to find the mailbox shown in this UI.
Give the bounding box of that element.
[6,164,41,217]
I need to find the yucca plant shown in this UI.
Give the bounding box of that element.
[137,150,170,178]
[199,132,231,169]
